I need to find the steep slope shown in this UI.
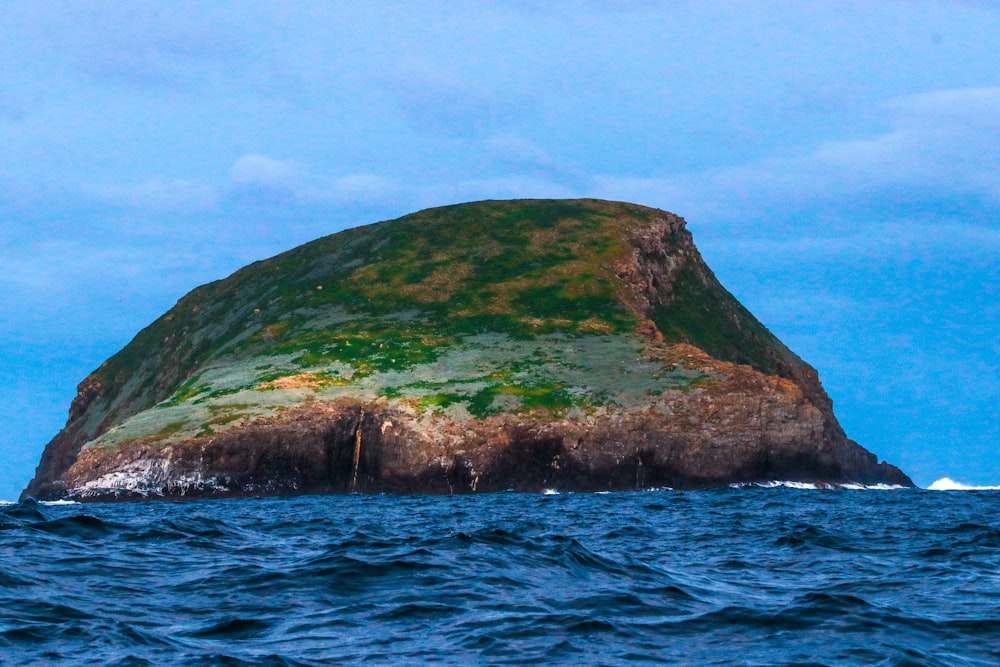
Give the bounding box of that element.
[23,199,911,500]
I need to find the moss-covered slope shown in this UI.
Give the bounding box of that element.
[23,199,911,499]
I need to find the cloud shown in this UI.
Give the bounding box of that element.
[502,0,663,15]
[93,178,218,213]
[67,3,248,91]
[590,86,1000,225]
[230,154,301,191]
[414,175,579,210]
[704,221,1000,264]
[772,87,1000,199]
[482,135,589,190]
[0,237,207,337]
[588,175,692,214]
[803,95,999,200]
[0,2,247,94]
[485,136,552,167]
[380,61,536,138]
[227,153,401,210]
[301,174,397,205]
[1,241,137,294]
[888,86,1000,125]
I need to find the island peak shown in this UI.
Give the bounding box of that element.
[23,199,912,500]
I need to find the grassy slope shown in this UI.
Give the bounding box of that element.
[78,199,794,451]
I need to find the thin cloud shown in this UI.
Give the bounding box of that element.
[230,154,301,190]
[228,153,399,208]
[380,61,536,138]
[502,0,667,15]
[775,86,1000,200]
[93,178,219,213]
[300,174,398,206]
[591,86,1000,223]
[887,86,1000,126]
[483,135,589,187]
[485,136,553,168]
[704,222,1000,263]
[69,4,248,91]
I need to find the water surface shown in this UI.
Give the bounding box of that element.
[2,488,998,665]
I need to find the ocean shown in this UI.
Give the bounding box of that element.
[2,487,998,666]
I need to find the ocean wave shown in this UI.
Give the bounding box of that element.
[928,477,1000,491]
[3,492,1000,664]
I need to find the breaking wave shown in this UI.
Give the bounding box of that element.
[928,477,1000,491]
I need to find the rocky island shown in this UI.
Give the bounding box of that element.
[23,199,912,501]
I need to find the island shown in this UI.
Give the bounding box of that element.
[22,199,912,501]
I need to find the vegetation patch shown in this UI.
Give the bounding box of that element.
[651,264,798,377]
[72,199,800,448]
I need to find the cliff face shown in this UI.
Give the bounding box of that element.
[23,199,911,500]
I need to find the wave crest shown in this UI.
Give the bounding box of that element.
[928,477,1000,491]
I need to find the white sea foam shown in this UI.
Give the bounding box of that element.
[542,489,561,495]
[928,477,1000,491]
[773,481,822,490]
[75,460,229,498]
[1,499,82,505]
[730,480,907,490]
[730,481,822,490]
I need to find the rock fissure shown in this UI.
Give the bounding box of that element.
[349,409,364,493]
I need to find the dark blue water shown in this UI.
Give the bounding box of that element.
[2,488,999,666]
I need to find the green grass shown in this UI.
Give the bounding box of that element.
[651,262,801,377]
[72,198,807,449]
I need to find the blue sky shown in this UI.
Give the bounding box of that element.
[1,1,997,498]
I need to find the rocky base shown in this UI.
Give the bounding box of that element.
[30,350,913,501]
[34,407,913,501]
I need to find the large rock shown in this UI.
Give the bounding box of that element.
[23,199,911,500]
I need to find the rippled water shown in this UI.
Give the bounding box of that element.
[2,488,999,665]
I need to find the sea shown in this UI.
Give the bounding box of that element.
[2,484,999,666]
